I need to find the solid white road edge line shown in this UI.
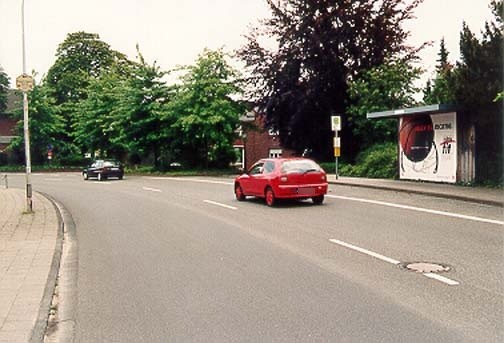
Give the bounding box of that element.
[143,179,500,225]
[203,200,237,210]
[142,186,162,192]
[423,273,460,286]
[326,194,503,226]
[329,239,460,286]
[329,239,401,265]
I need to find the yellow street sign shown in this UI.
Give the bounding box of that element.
[16,74,34,92]
[334,147,341,157]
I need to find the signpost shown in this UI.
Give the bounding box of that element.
[19,0,33,212]
[331,116,341,179]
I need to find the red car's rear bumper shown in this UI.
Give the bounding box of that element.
[275,183,328,199]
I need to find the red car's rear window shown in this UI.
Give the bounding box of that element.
[280,160,322,174]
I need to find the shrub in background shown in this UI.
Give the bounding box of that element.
[339,142,397,179]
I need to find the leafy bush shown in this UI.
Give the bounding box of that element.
[0,152,8,166]
[339,142,397,179]
[319,161,336,174]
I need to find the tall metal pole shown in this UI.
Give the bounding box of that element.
[22,0,32,212]
[335,155,338,180]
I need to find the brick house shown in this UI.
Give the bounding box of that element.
[234,109,296,170]
[0,90,21,154]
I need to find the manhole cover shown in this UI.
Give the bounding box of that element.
[400,262,451,273]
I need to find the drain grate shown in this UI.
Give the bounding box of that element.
[400,262,451,273]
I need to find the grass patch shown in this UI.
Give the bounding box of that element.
[0,165,81,173]
[125,166,240,177]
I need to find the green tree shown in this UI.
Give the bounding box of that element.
[454,4,502,114]
[169,49,245,168]
[423,38,456,104]
[45,32,127,157]
[0,66,9,114]
[73,65,127,159]
[9,83,65,164]
[112,49,172,167]
[347,59,421,151]
[46,32,126,104]
[453,0,503,182]
[238,0,423,161]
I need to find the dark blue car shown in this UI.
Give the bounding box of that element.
[83,160,124,181]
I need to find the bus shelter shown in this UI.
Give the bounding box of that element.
[368,104,475,183]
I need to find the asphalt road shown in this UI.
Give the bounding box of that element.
[7,173,504,342]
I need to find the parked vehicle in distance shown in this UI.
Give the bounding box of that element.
[83,160,124,181]
[234,158,328,206]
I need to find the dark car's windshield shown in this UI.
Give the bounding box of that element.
[280,160,321,174]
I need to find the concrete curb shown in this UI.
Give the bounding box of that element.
[328,180,503,207]
[28,193,64,343]
[33,193,78,343]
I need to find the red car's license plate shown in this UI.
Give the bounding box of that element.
[298,187,315,195]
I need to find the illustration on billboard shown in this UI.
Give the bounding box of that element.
[399,112,457,183]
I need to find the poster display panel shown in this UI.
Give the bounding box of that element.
[399,112,457,183]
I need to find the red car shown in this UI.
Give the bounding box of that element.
[234,158,328,206]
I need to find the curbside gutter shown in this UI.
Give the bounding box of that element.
[29,193,64,343]
[32,193,78,343]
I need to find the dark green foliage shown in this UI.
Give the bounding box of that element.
[453,1,503,182]
[168,49,245,168]
[238,0,423,161]
[9,83,65,164]
[73,65,126,159]
[45,32,128,152]
[423,38,456,104]
[115,53,172,166]
[347,59,421,155]
[454,18,502,118]
[339,142,398,179]
[0,152,8,166]
[46,32,126,104]
[0,67,9,114]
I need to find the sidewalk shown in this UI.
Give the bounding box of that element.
[327,175,504,207]
[0,189,60,343]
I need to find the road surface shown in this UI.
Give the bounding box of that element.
[7,173,504,342]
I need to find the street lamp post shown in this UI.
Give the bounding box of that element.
[21,0,32,212]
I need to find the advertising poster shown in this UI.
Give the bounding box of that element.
[399,112,457,183]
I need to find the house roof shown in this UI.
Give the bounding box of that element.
[5,89,22,114]
[367,104,457,119]
[0,136,16,144]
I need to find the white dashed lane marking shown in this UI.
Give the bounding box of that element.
[329,239,460,286]
[203,200,237,210]
[142,187,162,193]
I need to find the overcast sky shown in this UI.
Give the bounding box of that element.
[0,0,496,88]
